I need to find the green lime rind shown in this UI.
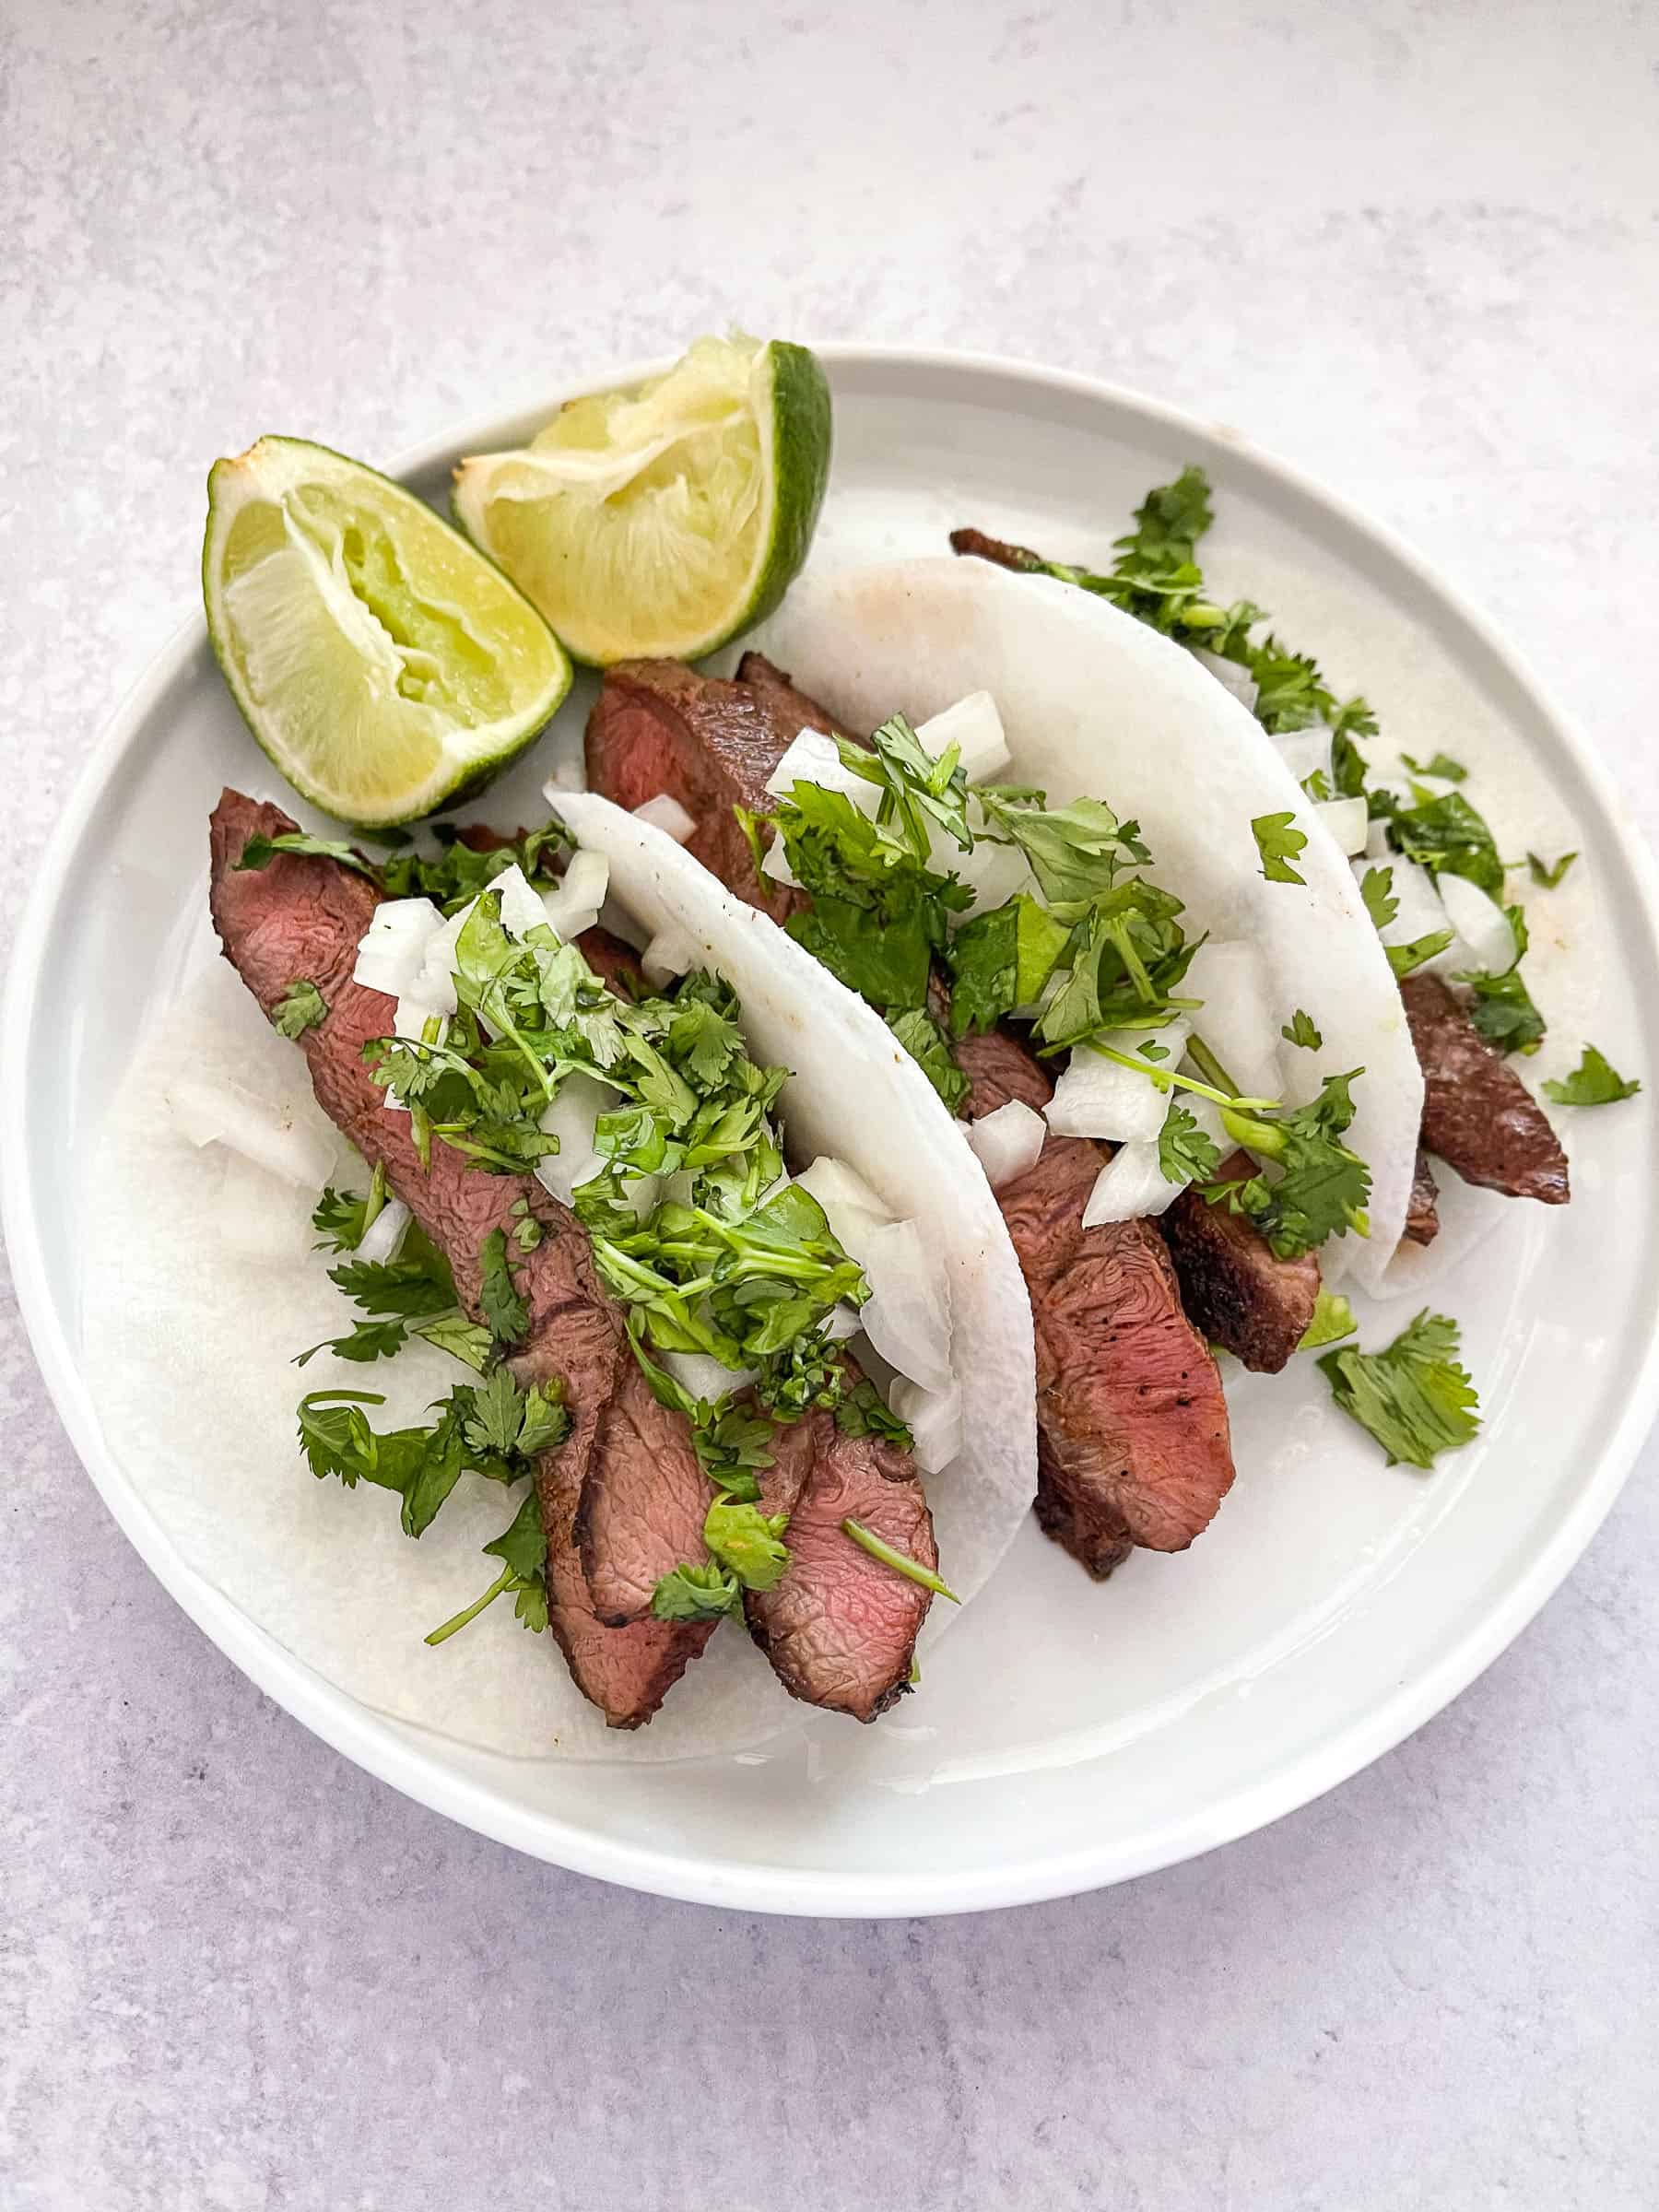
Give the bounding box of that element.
[203,434,571,829]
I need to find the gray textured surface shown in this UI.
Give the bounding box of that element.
[3,1,1657,2205]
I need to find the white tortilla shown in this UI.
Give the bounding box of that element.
[81,816,1036,1765]
[754,559,1425,1289]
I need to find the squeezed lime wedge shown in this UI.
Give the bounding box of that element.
[452,334,831,665]
[204,436,571,826]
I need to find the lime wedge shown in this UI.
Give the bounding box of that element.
[452,334,831,666]
[204,436,571,827]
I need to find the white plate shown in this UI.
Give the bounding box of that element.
[8,347,1659,1917]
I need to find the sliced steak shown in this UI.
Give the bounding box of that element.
[1405,1149,1441,1246]
[1402,972,1570,1204]
[209,791,713,1728]
[585,660,808,914]
[954,1031,1236,1568]
[745,1383,935,1723]
[1160,1151,1320,1374]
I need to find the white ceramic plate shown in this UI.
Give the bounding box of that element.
[8,348,1659,1917]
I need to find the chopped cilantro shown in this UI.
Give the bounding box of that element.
[1318,1309,1480,1469]
[835,1379,914,1445]
[1298,1288,1358,1352]
[1401,752,1467,782]
[887,1006,971,1113]
[426,1489,550,1645]
[1526,850,1579,889]
[1359,866,1399,932]
[1252,812,1308,887]
[703,1499,792,1592]
[1206,1069,1371,1259]
[1158,1099,1221,1185]
[1386,928,1454,980]
[1387,790,1503,896]
[652,1560,742,1622]
[1456,903,1546,1055]
[478,1228,530,1346]
[1542,1045,1641,1106]
[235,830,380,881]
[1282,1009,1323,1051]
[271,979,327,1037]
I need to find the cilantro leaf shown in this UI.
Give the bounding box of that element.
[478,1228,529,1346]
[1035,880,1199,1049]
[887,1006,971,1113]
[312,1167,388,1254]
[1387,791,1503,895]
[1211,1069,1371,1259]
[295,1390,394,1488]
[1282,1009,1323,1050]
[1386,928,1454,980]
[271,980,327,1037]
[425,1489,550,1645]
[235,830,380,881]
[1158,1100,1220,1185]
[1401,752,1467,782]
[703,1500,792,1592]
[1542,1044,1641,1107]
[1252,812,1307,886]
[971,790,1148,903]
[945,894,1069,1037]
[651,1560,743,1622]
[1318,1309,1480,1469]
[1526,850,1579,889]
[1454,902,1545,1055]
[834,1379,913,1445]
[1298,1288,1358,1352]
[1359,866,1399,933]
[329,1232,458,1319]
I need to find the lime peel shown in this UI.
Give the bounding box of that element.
[452,334,831,667]
[204,435,571,828]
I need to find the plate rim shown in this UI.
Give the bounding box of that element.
[8,340,1659,1917]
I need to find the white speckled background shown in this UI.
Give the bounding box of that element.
[3,2,1655,2204]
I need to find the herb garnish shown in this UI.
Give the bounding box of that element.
[1401,752,1467,783]
[1526,850,1579,889]
[840,1518,960,1603]
[1318,1310,1480,1468]
[272,979,327,1037]
[1542,1044,1641,1107]
[1282,1010,1323,1051]
[1252,811,1308,887]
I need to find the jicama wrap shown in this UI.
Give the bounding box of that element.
[80,799,1036,1765]
[752,558,1426,1290]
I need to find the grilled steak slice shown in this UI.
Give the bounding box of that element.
[585,659,810,914]
[1402,973,1570,1204]
[745,1387,935,1723]
[1160,1151,1320,1374]
[954,1031,1236,1567]
[1405,1149,1441,1245]
[208,791,713,1727]
[734,650,845,739]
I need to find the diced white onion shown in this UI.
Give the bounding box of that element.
[914,691,1013,782]
[661,1349,757,1404]
[794,1157,896,1256]
[352,897,445,999]
[1434,871,1516,976]
[534,1070,622,1203]
[964,1099,1047,1189]
[822,1303,863,1344]
[630,794,697,844]
[1081,1140,1180,1227]
[1192,648,1259,712]
[170,1076,337,1192]
[393,994,446,1043]
[857,1218,954,1392]
[1315,797,1370,856]
[1045,1021,1190,1144]
[641,927,698,986]
[1182,942,1279,1103]
[490,862,551,943]
[411,896,477,1016]
[1364,817,1392,860]
[355,1197,410,1265]
[1272,727,1333,790]
[540,849,609,942]
[763,729,876,810]
[888,1377,964,1474]
[759,833,800,888]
